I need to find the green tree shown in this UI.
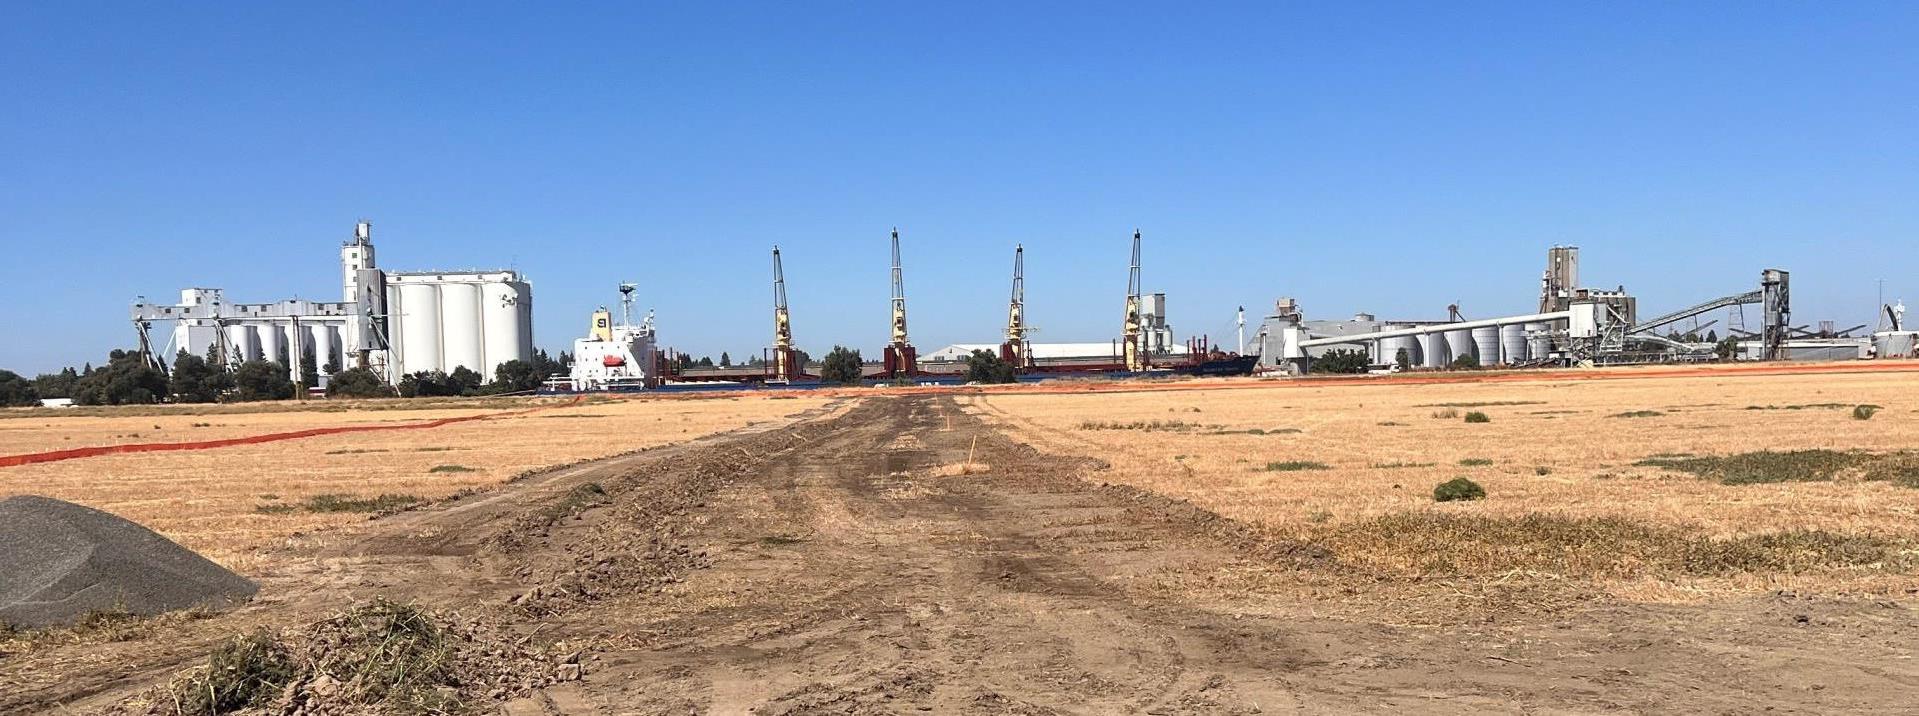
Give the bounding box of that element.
[1310,349,1372,374]
[168,349,230,403]
[719,351,732,368]
[299,343,320,389]
[326,367,393,398]
[233,360,296,401]
[72,350,168,405]
[1394,347,1411,371]
[529,349,565,381]
[0,369,38,407]
[1715,336,1741,361]
[488,359,543,393]
[1450,354,1480,370]
[32,368,79,400]
[963,350,1017,384]
[448,366,485,395]
[819,346,864,385]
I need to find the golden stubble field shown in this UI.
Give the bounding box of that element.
[963,369,1919,612]
[0,394,833,571]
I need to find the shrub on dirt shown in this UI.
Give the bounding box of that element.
[963,349,1018,384]
[1635,449,1868,485]
[1462,411,1491,423]
[1853,404,1880,420]
[1433,477,1486,502]
[325,368,393,398]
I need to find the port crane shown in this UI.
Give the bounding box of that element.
[770,246,799,382]
[1122,229,1147,372]
[1001,244,1033,369]
[883,228,917,378]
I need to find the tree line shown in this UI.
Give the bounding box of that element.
[0,346,571,407]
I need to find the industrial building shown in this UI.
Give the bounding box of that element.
[130,221,533,385]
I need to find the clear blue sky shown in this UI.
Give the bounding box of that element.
[3,2,1914,373]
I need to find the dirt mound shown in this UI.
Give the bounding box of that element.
[0,495,256,629]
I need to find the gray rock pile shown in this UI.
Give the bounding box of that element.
[0,495,256,629]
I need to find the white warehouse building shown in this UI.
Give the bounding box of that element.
[131,221,533,385]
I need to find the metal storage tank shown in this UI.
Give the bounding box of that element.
[1445,329,1475,364]
[1419,332,1449,368]
[1471,327,1501,366]
[397,283,442,375]
[1500,324,1528,364]
[481,282,528,373]
[439,283,484,374]
[1525,322,1552,360]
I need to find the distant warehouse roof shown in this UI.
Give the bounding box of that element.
[922,343,1191,362]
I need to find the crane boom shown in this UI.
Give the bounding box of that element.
[1003,244,1031,368]
[884,228,917,378]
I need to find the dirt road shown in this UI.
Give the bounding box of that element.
[9,395,1916,714]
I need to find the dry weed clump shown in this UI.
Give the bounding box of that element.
[150,599,575,715]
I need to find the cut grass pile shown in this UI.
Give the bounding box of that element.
[1260,460,1331,472]
[1611,410,1665,418]
[1432,477,1485,502]
[1458,458,1493,466]
[427,464,479,473]
[257,493,425,515]
[1316,513,1904,579]
[1077,419,1205,432]
[1635,449,1867,485]
[1415,401,1547,408]
[1746,403,1878,411]
[160,598,569,714]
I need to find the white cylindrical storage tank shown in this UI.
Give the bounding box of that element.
[225,324,257,364]
[481,282,528,375]
[1419,332,1449,368]
[515,283,533,358]
[1500,324,1528,364]
[398,283,442,375]
[1446,329,1475,364]
[439,283,484,375]
[1471,327,1501,366]
[1526,322,1552,360]
[310,324,339,373]
[259,322,286,366]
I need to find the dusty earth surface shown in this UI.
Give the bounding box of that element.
[5,395,1916,714]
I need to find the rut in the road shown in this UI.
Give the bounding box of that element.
[507,395,1306,715]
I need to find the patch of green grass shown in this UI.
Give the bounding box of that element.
[1853,405,1880,420]
[1635,449,1869,485]
[1260,460,1332,472]
[427,464,479,473]
[759,534,807,546]
[1610,410,1665,418]
[1462,412,1491,423]
[1433,477,1486,502]
[1861,455,1919,488]
[254,503,298,515]
[1458,458,1493,467]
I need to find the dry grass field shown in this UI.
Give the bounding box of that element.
[963,369,1919,614]
[0,394,833,571]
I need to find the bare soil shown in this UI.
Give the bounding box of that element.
[5,395,1915,714]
